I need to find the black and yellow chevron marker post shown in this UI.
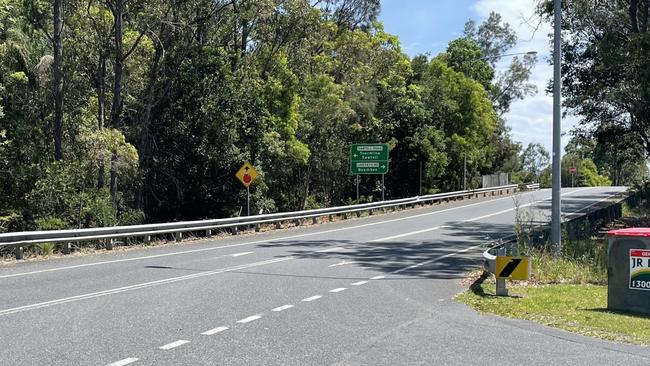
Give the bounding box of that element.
[495,256,531,281]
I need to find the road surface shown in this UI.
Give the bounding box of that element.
[1,186,647,366]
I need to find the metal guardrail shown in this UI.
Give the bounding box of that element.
[1,184,523,259]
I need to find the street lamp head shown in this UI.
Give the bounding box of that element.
[525,51,538,56]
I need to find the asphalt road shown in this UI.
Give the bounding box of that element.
[1,186,647,366]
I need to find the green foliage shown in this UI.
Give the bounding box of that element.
[0,211,23,233]
[538,1,650,177]
[35,216,67,230]
[0,2,534,233]
[580,159,612,187]
[36,242,55,255]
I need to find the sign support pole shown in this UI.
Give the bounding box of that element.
[356,175,360,203]
[571,173,574,188]
[247,186,250,216]
[382,174,385,201]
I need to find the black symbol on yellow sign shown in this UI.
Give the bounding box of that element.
[496,256,531,280]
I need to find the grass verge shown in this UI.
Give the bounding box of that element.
[458,282,650,346]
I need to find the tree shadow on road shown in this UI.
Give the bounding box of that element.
[253,223,519,280]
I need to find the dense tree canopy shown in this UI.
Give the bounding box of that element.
[538,0,650,187]
[0,1,545,232]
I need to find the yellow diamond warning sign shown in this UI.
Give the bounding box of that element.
[235,161,258,188]
[496,256,531,280]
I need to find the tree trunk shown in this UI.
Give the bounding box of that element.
[110,151,118,209]
[110,0,124,129]
[53,0,64,161]
[641,0,649,33]
[108,0,124,205]
[631,0,640,33]
[97,53,106,189]
[136,45,163,209]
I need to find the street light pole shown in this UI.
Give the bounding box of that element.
[551,0,562,254]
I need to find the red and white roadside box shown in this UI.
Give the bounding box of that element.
[606,228,650,314]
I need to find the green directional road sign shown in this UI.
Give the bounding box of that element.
[350,144,389,162]
[350,144,389,174]
[351,161,389,174]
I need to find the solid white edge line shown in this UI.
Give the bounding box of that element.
[159,340,190,350]
[0,257,292,316]
[201,326,229,335]
[301,295,322,302]
[271,304,294,312]
[0,187,555,279]
[106,358,139,366]
[329,288,347,293]
[237,314,262,323]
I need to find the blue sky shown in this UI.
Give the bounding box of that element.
[378,0,574,154]
[379,0,477,57]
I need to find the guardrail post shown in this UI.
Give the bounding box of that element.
[15,246,24,260]
[328,214,334,222]
[369,209,374,216]
[175,232,183,241]
[294,219,301,226]
[62,242,71,254]
[275,222,282,230]
[232,227,238,235]
[105,239,114,250]
[495,246,508,296]
[356,211,361,218]
[255,224,261,232]
[312,217,318,225]
[206,229,212,237]
[144,235,151,244]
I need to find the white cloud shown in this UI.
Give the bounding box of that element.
[472,0,577,154]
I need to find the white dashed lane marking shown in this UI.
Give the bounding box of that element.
[329,288,347,293]
[328,261,358,268]
[201,326,229,336]
[237,315,262,323]
[106,358,139,366]
[230,251,254,257]
[301,295,322,302]
[159,340,190,350]
[317,247,344,253]
[370,275,385,280]
[272,305,294,312]
[351,281,368,286]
